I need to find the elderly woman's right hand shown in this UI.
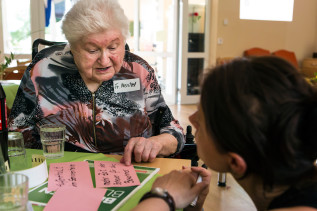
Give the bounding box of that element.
[121,134,178,165]
[152,167,211,209]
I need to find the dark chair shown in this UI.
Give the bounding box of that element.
[179,125,200,166]
[32,38,67,59]
[32,38,131,59]
[152,106,201,166]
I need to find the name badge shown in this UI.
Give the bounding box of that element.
[113,78,141,93]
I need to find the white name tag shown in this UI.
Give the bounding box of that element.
[113,78,141,93]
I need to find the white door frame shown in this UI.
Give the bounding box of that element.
[178,0,210,104]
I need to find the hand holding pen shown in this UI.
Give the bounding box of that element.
[184,166,211,211]
[151,166,211,209]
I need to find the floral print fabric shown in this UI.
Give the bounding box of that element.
[9,44,185,154]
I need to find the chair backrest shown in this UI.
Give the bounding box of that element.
[272,49,299,69]
[17,59,31,66]
[32,38,131,60]
[216,57,235,66]
[243,47,270,57]
[2,66,27,80]
[32,38,67,59]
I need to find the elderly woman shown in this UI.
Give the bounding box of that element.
[8,0,184,165]
[134,56,317,211]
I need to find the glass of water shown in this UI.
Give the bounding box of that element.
[0,173,29,211]
[40,124,66,159]
[8,132,27,171]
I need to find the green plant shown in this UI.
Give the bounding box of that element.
[189,10,201,33]
[189,12,201,24]
[0,51,14,74]
[307,72,317,86]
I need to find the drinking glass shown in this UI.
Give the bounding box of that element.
[8,132,27,171]
[0,173,29,211]
[40,124,66,159]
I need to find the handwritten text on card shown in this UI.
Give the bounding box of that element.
[94,161,140,188]
[47,161,93,191]
[113,78,140,93]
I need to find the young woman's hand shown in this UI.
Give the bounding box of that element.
[184,166,211,211]
[152,167,211,209]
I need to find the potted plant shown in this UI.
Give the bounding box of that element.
[0,52,14,80]
[309,72,317,86]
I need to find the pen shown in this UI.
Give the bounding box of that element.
[190,175,202,207]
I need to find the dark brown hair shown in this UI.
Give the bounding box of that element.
[201,56,317,190]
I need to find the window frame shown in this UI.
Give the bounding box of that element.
[0,0,45,62]
[239,0,294,22]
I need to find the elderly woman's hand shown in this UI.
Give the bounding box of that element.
[121,137,163,165]
[120,133,178,165]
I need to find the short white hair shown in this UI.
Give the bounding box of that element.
[62,0,129,45]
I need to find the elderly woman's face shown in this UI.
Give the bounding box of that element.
[71,29,125,88]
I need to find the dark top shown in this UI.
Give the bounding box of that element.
[268,181,317,209]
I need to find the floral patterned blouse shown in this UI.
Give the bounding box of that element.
[8,44,185,154]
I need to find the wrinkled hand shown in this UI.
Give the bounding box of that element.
[152,167,211,209]
[121,137,163,165]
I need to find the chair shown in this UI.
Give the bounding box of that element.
[272,49,299,70]
[152,105,200,166]
[216,57,235,66]
[32,38,131,59]
[178,125,200,167]
[243,47,270,57]
[32,39,67,59]
[2,65,27,80]
[17,59,31,66]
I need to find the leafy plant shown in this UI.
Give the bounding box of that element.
[0,51,14,74]
[307,72,317,86]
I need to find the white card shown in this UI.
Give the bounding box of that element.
[113,78,140,93]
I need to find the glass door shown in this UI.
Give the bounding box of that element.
[119,0,179,105]
[178,0,210,104]
[0,0,180,104]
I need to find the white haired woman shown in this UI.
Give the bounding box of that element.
[9,0,184,165]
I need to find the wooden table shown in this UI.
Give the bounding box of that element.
[109,154,257,210]
[108,154,257,210]
[105,154,191,175]
[203,169,257,211]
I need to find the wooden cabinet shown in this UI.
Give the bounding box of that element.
[302,58,317,78]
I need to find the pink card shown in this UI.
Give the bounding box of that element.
[94,161,140,188]
[48,161,93,191]
[44,187,107,211]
